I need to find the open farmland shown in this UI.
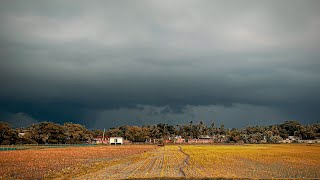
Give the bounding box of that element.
[78,144,320,179]
[0,145,157,179]
[1,144,320,179]
[182,144,320,179]
[77,145,187,179]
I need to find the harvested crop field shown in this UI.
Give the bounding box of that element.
[0,144,319,179]
[182,144,320,179]
[0,145,157,179]
[77,144,320,179]
[77,145,186,179]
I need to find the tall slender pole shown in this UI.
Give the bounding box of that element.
[102,128,105,144]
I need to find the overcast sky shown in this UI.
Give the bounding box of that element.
[1,0,320,129]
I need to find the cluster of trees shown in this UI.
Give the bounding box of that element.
[1,120,319,145]
[106,120,320,143]
[0,122,97,145]
[226,121,320,143]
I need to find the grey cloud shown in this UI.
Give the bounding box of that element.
[89,104,286,129]
[0,112,39,128]
[0,0,320,128]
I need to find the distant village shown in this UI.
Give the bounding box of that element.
[1,120,319,145]
[93,134,320,145]
[92,120,320,145]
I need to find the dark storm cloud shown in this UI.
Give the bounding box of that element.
[87,104,287,129]
[0,112,39,128]
[0,0,320,128]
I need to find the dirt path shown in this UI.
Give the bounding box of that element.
[178,146,189,177]
[74,146,189,179]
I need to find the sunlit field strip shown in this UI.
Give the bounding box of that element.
[181,144,320,179]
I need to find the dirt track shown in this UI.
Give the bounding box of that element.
[71,144,320,179]
[75,146,187,179]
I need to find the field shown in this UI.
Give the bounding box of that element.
[0,145,157,179]
[182,144,320,178]
[1,144,319,179]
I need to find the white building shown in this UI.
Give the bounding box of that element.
[299,139,320,144]
[282,136,301,143]
[109,137,123,145]
[18,133,26,138]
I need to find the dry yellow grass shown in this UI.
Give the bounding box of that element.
[77,146,186,179]
[76,144,320,179]
[182,144,320,179]
[0,145,157,179]
[1,144,319,179]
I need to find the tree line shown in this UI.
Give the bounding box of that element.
[0,120,319,145]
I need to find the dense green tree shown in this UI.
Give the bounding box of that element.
[64,122,93,144]
[279,120,301,137]
[106,127,124,138]
[125,126,150,142]
[91,129,103,137]
[270,135,283,143]
[219,124,226,135]
[0,122,18,145]
[228,128,241,142]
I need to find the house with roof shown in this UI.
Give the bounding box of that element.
[174,136,185,144]
[110,137,123,145]
[92,136,109,144]
[282,136,301,143]
[188,135,214,144]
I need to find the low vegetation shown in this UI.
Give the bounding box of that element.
[77,144,320,179]
[1,144,319,179]
[182,144,320,178]
[78,146,187,179]
[0,145,157,179]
